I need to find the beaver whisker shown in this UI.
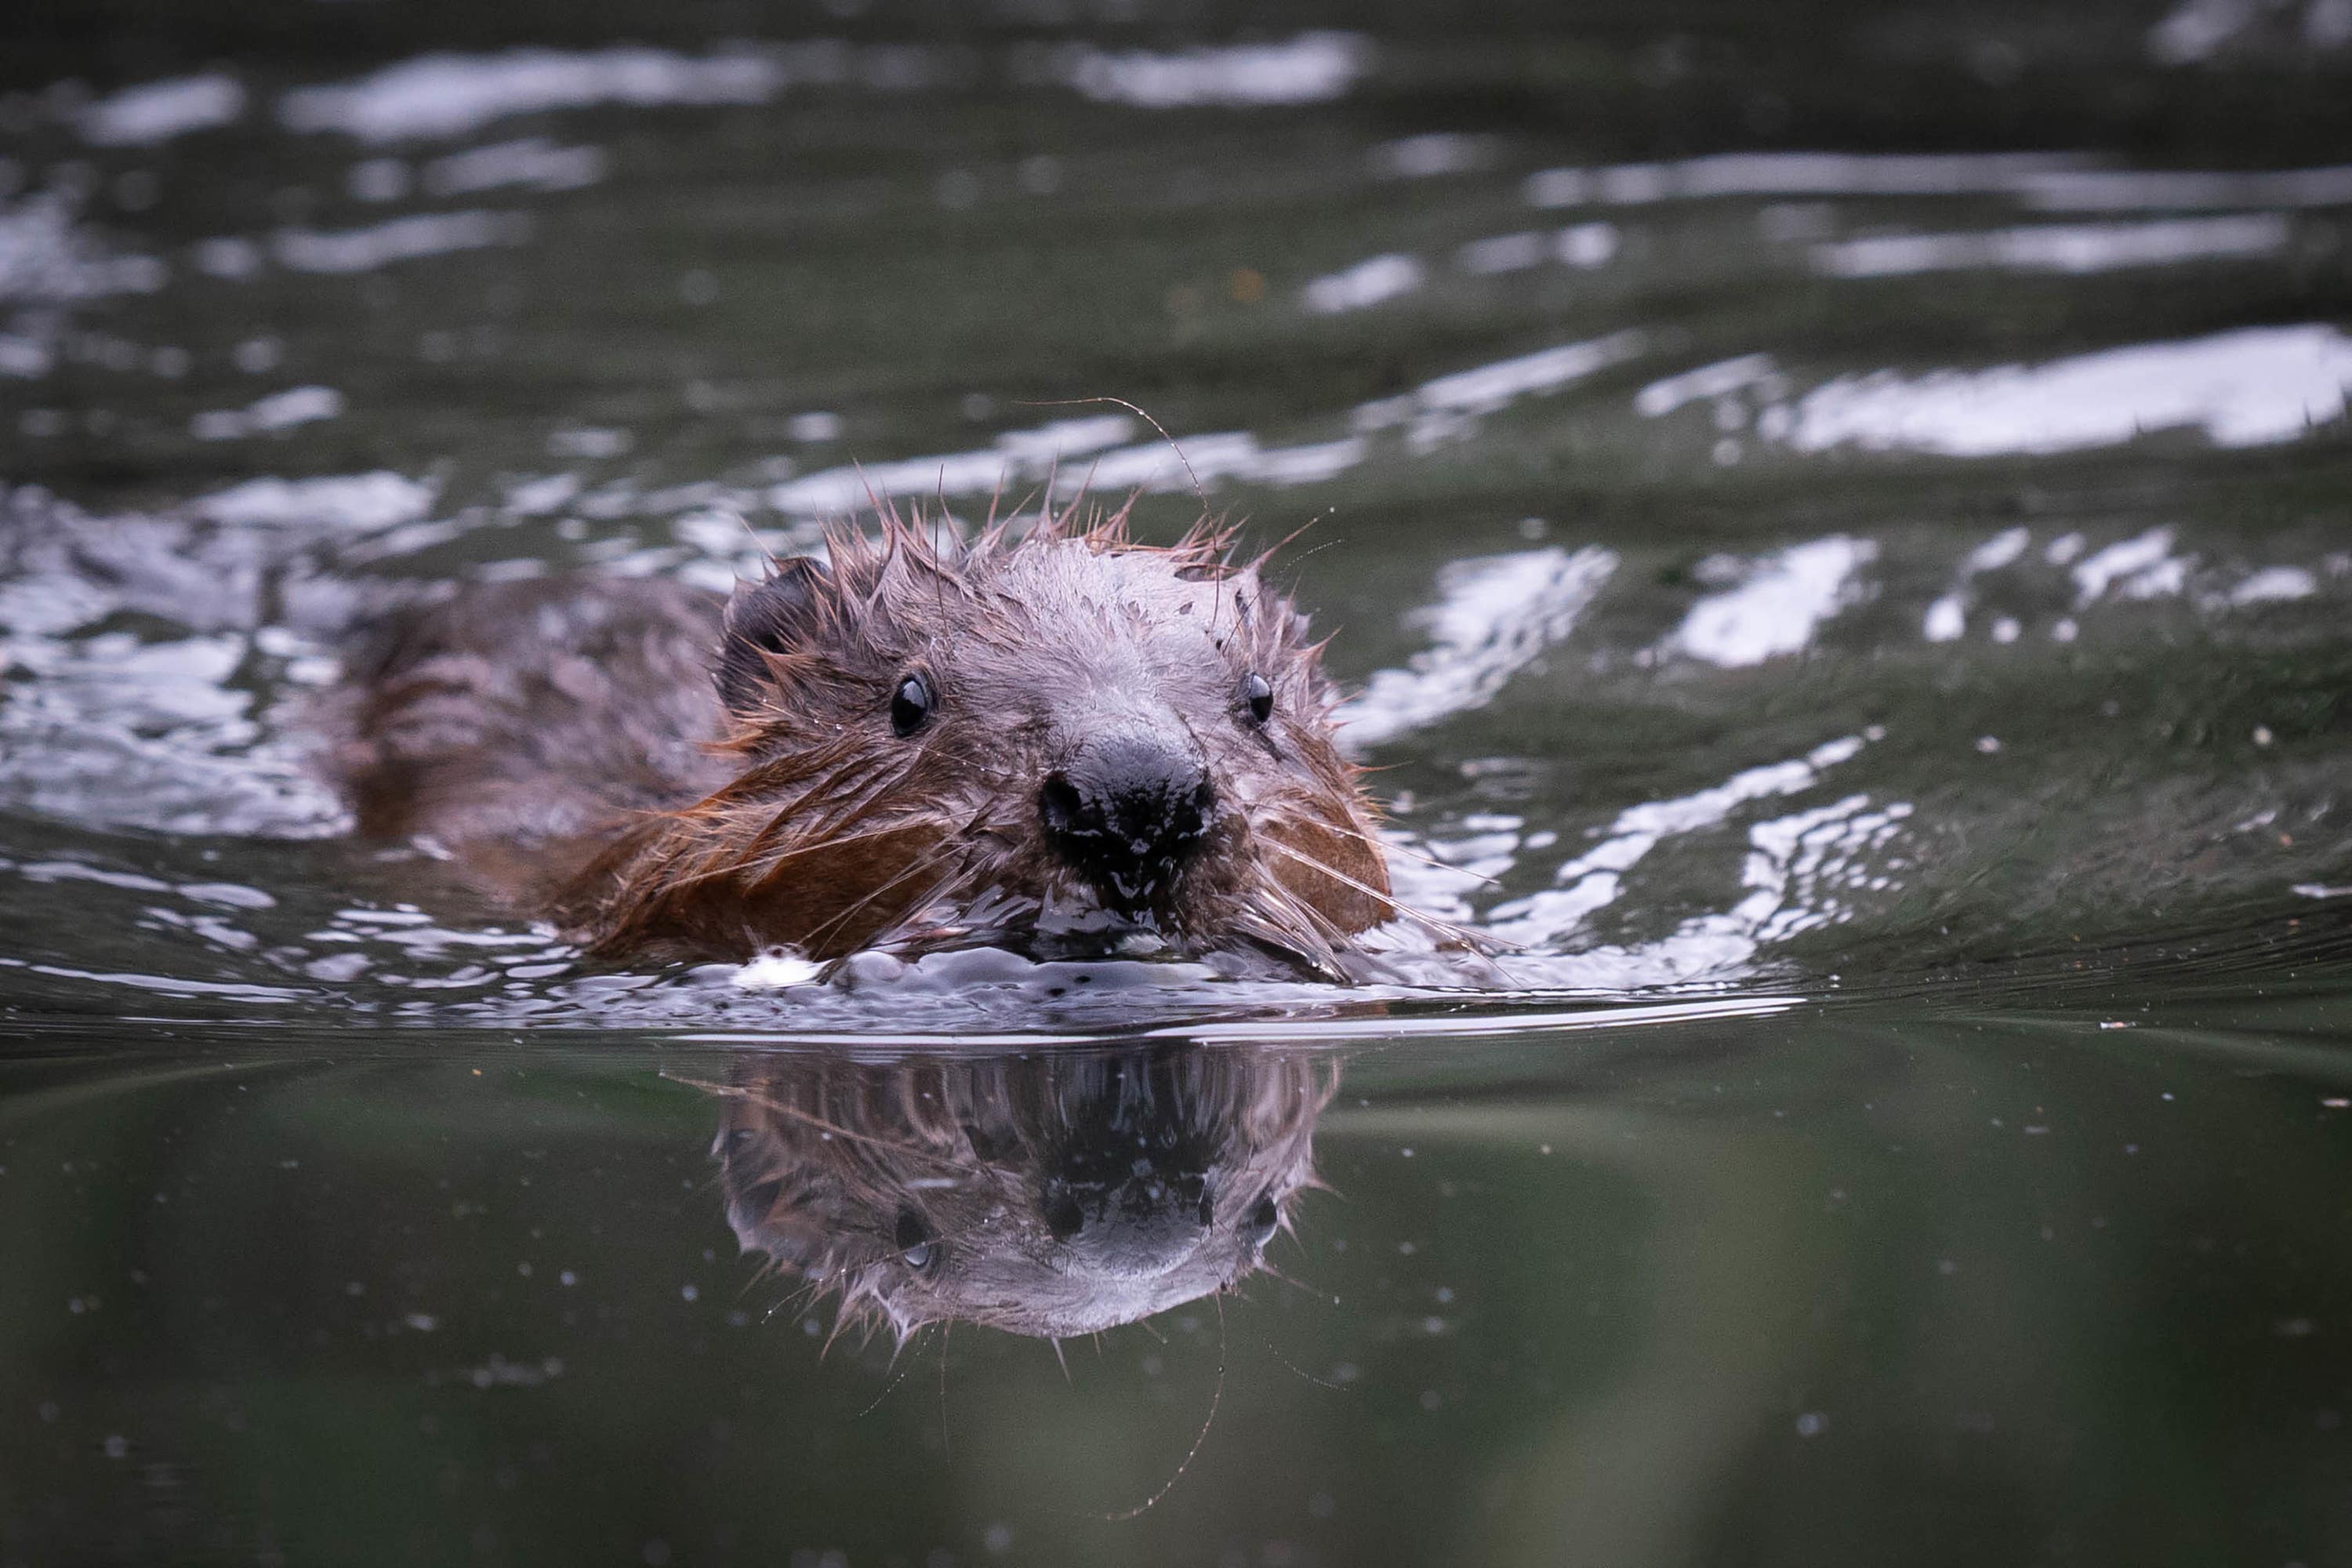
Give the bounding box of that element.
[1257,836,1489,950]
[683,1079,980,1171]
[870,882,1046,956]
[739,753,924,856]
[739,818,939,895]
[713,728,875,797]
[1351,830,1507,890]
[792,838,974,955]
[728,771,881,866]
[800,756,942,842]
[1096,1294,1227,1522]
[621,804,914,902]
[1228,898,1345,981]
[850,1327,931,1417]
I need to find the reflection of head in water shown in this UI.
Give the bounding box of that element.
[711,1044,1336,1341]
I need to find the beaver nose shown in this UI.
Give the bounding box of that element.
[1039,1169,1209,1276]
[1038,731,1217,914]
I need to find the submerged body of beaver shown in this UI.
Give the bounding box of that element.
[325,501,1414,976]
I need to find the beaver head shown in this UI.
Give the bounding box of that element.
[579,501,1395,970]
[710,1044,1334,1341]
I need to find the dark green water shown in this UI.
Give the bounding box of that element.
[5,0,2352,1562]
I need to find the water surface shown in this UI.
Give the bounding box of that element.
[4,0,2352,1562]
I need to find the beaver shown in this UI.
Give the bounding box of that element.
[706,1042,1336,1340]
[325,498,1400,974]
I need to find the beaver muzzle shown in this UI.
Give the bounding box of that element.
[1037,729,1218,916]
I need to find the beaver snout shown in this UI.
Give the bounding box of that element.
[1038,730,1218,916]
[1038,1167,1210,1276]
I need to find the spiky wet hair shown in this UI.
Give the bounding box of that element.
[556,493,1406,971]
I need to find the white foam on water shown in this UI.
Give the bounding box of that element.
[2018,163,2352,212]
[1664,537,1878,668]
[1414,331,1650,416]
[1962,528,2034,576]
[1524,151,2096,208]
[1338,546,1618,749]
[0,334,52,378]
[1811,214,2289,278]
[2142,0,2348,62]
[1634,354,1780,417]
[1456,222,1621,276]
[0,626,347,839]
[271,211,532,273]
[1072,430,1245,491]
[731,951,827,989]
[1349,331,1648,451]
[1301,252,1425,314]
[281,47,786,143]
[992,413,1135,463]
[768,418,1369,518]
[1051,31,1371,108]
[1370,133,1497,179]
[194,472,438,532]
[1347,332,1648,454]
[2071,527,2188,607]
[766,414,1142,518]
[1455,231,1548,275]
[1922,525,2031,641]
[1075,431,1370,492]
[1240,435,1367,486]
[190,386,344,441]
[0,194,168,302]
[1921,595,1966,642]
[1555,221,1621,267]
[421,137,607,197]
[767,332,1639,526]
[78,74,247,146]
[1780,325,2352,456]
[549,426,631,460]
[2149,0,2259,63]
[1732,794,1912,947]
[1483,735,1867,948]
[2227,565,2320,604]
[190,236,263,281]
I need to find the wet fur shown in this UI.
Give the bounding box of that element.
[325,499,1396,971]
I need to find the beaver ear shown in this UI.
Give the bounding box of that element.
[717,557,831,715]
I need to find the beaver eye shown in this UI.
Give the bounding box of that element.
[895,1207,936,1270]
[1240,671,1274,726]
[1247,1193,1279,1249]
[891,674,932,737]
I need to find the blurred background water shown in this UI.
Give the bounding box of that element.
[3,0,2351,1563]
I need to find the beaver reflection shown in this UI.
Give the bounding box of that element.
[711,1045,1335,1340]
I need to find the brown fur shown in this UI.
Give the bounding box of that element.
[706,1044,1338,1341]
[325,498,1399,971]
